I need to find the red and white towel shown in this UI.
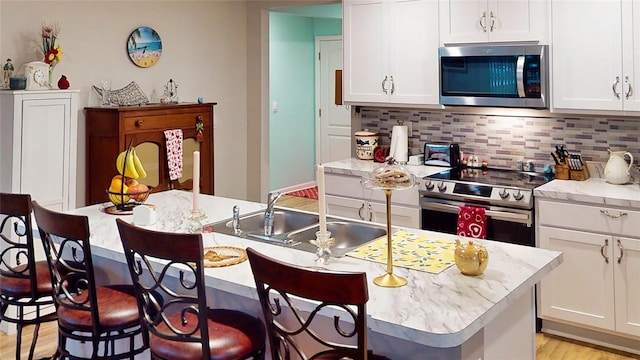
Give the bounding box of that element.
[457,205,487,239]
[163,129,183,181]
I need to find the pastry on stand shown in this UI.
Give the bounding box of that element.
[361,157,415,287]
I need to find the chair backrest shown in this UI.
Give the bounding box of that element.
[246,247,369,360]
[31,201,102,333]
[0,193,38,296]
[115,218,211,358]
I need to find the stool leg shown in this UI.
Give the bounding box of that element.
[15,323,23,360]
[28,322,42,360]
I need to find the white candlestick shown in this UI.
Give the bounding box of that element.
[317,164,327,234]
[192,151,200,213]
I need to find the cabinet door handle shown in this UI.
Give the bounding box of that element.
[612,76,621,99]
[617,239,624,264]
[489,11,495,32]
[135,120,144,127]
[368,203,373,222]
[389,76,395,95]
[601,239,609,264]
[381,76,388,94]
[479,11,487,32]
[358,203,366,220]
[625,76,633,99]
[600,209,628,218]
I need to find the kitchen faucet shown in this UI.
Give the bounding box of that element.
[232,205,241,235]
[264,191,283,236]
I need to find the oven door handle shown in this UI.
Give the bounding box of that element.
[421,200,531,224]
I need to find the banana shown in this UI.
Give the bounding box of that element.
[108,193,130,205]
[131,148,147,179]
[115,148,139,179]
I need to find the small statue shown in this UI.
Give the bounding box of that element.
[58,74,70,89]
[3,58,14,88]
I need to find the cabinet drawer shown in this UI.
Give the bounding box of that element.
[325,173,418,206]
[538,200,640,237]
[123,111,210,132]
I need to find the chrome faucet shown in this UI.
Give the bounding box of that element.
[264,191,283,236]
[232,205,241,235]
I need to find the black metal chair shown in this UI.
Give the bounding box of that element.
[116,218,266,360]
[0,193,57,360]
[32,201,146,359]
[246,247,391,360]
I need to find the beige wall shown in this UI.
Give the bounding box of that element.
[0,0,337,206]
[0,0,249,205]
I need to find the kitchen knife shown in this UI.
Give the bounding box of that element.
[550,152,560,165]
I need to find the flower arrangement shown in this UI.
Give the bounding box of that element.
[42,22,62,67]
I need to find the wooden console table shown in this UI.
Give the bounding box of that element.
[85,103,215,206]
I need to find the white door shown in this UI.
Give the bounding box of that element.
[551,0,623,111]
[538,226,615,331]
[316,36,351,164]
[439,0,488,44]
[614,236,640,336]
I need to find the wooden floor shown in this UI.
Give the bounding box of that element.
[2,194,638,359]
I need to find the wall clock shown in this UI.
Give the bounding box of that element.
[25,61,50,90]
[127,26,162,68]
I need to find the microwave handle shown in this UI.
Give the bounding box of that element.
[516,55,526,98]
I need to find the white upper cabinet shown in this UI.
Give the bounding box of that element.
[552,1,640,113]
[343,0,440,106]
[439,0,549,44]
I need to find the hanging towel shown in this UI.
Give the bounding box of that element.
[457,205,487,239]
[163,129,183,181]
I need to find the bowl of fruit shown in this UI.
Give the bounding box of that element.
[105,146,151,213]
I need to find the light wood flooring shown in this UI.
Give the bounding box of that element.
[2,194,638,359]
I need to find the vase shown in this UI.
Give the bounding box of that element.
[48,66,55,89]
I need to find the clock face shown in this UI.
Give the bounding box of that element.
[127,26,162,68]
[34,69,46,85]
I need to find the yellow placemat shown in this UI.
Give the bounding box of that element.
[347,230,456,274]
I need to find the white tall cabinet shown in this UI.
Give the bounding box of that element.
[0,90,79,211]
[551,0,640,112]
[342,0,440,106]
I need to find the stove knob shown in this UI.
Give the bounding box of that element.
[437,181,447,192]
[425,180,434,191]
[499,188,510,199]
[514,190,525,201]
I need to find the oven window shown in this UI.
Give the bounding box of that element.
[421,208,534,247]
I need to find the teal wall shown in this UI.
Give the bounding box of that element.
[269,9,341,191]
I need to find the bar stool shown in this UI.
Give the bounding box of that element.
[0,193,57,360]
[32,201,147,359]
[115,218,266,360]
[246,247,391,360]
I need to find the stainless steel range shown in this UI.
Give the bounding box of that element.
[419,167,552,247]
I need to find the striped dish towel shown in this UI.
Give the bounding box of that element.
[163,129,183,180]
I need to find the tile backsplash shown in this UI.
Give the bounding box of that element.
[360,108,640,171]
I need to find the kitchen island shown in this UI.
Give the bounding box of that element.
[69,190,562,360]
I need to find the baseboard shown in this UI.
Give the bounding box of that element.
[541,319,640,355]
[273,181,317,194]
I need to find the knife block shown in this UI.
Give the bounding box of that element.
[570,166,590,181]
[555,164,570,180]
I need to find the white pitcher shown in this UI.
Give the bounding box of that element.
[604,149,634,184]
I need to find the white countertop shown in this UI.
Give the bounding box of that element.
[323,158,446,179]
[70,190,562,349]
[534,162,640,209]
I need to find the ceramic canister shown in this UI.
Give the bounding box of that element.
[354,130,379,160]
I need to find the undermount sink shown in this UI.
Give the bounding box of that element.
[209,208,386,256]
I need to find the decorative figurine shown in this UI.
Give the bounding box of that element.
[58,74,70,89]
[3,58,14,88]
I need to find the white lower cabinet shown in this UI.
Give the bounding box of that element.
[325,172,420,229]
[537,199,640,338]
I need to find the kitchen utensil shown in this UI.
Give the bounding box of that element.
[604,149,634,184]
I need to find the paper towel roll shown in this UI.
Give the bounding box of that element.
[390,125,408,163]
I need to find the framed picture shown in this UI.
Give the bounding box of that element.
[127,26,162,68]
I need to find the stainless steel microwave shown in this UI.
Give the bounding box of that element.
[439,45,549,108]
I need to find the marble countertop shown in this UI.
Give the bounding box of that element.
[534,162,640,209]
[70,190,562,348]
[323,158,446,179]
